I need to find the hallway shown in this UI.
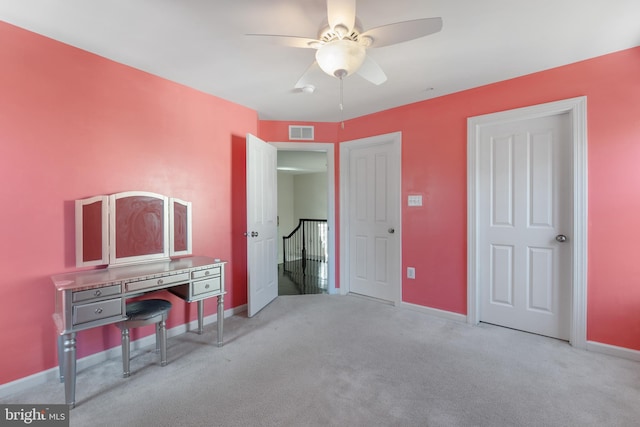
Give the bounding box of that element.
[278,261,328,295]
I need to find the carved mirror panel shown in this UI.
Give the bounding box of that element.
[75,191,192,267]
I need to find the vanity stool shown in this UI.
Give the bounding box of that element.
[115,299,172,377]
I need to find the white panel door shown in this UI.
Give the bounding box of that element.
[347,138,400,302]
[478,114,571,339]
[246,134,278,317]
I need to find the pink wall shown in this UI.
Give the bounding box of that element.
[345,47,640,351]
[258,121,340,143]
[2,19,639,388]
[0,22,257,385]
[260,47,640,351]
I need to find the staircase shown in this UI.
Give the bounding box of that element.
[282,219,328,294]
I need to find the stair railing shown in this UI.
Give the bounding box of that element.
[282,219,328,274]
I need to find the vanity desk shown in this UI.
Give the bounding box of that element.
[52,256,226,408]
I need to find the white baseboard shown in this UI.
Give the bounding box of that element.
[400,301,467,323]
[398,302,640,361]
[0,305,246,399]
[586,340,640,362]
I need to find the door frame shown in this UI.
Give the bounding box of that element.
[467,97,588,348]
[272,142,336,294]
[339,132,402,305]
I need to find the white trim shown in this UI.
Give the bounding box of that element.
[339,132,402,305]
[467,96,588,349]
[0,304,246,399]
[271,142,337,294]
[586,341,640,362]
[400,301,467,323]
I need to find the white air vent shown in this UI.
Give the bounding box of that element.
[289,125,314,141]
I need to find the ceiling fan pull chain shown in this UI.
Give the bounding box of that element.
[339,75,344,111]
[340,76,345,129]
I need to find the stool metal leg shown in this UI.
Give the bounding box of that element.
[121,328,131,378]
[155,324,160,353]
[159,318,168,366]
[118,299,172,376]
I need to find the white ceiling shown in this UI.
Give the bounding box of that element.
[1,0,639,122]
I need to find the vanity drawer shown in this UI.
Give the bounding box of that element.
[126,272,190,292]
[192,277,221,296]
[191,266,220,280]
[73,284,121,303]
[73,298,122,325]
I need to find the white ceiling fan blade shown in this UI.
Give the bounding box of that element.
[356,55,387,85]
[361,17,443,48]
[294,61,324,89]
[245,34,319,49]
[327,0,356,34]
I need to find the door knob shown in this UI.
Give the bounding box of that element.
[388,228,395,234]
[555,234,567,242]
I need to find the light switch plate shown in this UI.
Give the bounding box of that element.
[408,195,423,206]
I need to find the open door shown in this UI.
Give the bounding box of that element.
[246,134,278,317]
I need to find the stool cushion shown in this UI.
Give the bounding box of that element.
[125,299,172,321]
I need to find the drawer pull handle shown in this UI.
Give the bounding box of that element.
[205,271,210,276]
[94,308,103,314]
[205,284,210,289]
[94,290,102,297]
[157,279,164,285]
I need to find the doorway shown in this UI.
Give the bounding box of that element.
[273,142,336,295]
[467,97,588,348]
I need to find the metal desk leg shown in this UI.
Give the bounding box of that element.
[197,300,204,334]
[57,335,64,382]
[216,294,224,347]
[63,332,77,408]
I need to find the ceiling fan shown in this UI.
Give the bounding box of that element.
[246,0,443,90]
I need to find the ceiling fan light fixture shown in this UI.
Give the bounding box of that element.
[315,39,366,78]
[301,84,315,94]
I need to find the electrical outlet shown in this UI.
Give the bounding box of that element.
[407,267,416,279]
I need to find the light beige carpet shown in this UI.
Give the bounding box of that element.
[4,294,640,426]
